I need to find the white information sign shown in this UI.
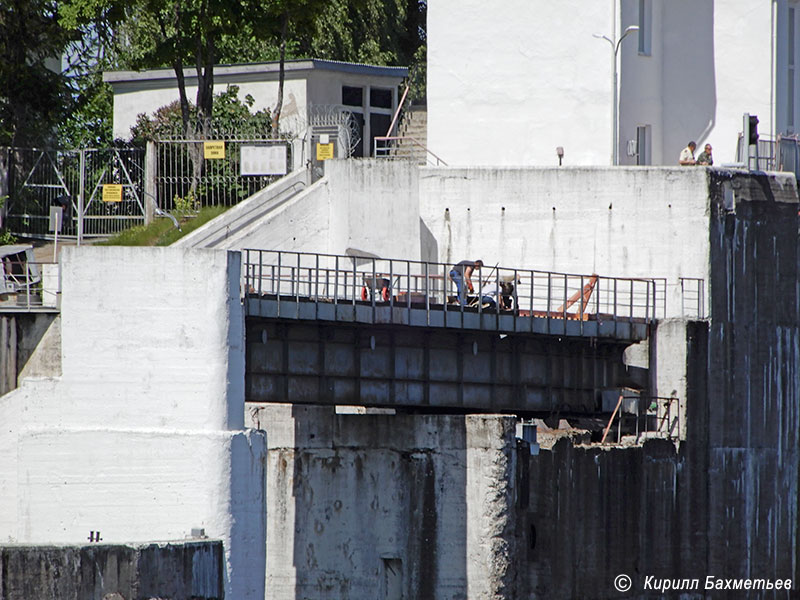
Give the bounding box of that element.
[240,145,288,176]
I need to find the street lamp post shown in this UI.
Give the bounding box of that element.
[593,25,639,166]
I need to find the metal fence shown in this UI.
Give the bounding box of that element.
[1,147,145,239]
[1,136,293,239]
[155,138,291,212]
[242,249,664,324]
[734,132,800,178]
[373,136,448,166]
[601,394,681,444]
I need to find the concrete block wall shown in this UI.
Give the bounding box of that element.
[0,541,224,600]
[0,247,266,600]
[247,404,516,600]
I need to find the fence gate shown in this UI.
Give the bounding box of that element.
[2,147,145,240]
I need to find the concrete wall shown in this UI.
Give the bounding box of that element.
[419,165,714,318]
[247,404,516,600]
[0,247,266,600]
[518,171,800,597]
[325,160,420,260]
[0,541,223,600]
[0,314,60,396]
[199,159,421,260]
[428,0,614,167]
[706,170,800,582]
[428,0,775,166]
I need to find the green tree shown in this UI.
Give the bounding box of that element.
[129,84,272,142]
[306,0,425,67]
[0,0,77,146]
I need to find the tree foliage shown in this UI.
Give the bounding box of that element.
[1,0,427,149]
[0,0,77,146]
[305,0,425,68]
[129,85,272,142]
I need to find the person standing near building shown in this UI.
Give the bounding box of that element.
[697,143,713,165]
[449,259,483,305]
[679,141,697,165]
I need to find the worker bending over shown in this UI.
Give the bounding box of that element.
[449,259,483,305]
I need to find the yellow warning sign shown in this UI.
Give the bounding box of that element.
[316,142,334,161]
[102,184,123,203]
[204,141,225,159]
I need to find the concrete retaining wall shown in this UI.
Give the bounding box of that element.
[0,247,266,600]
[0,541,223,600]
[247,404,516,600]
[0,314,59,396]
[519,171,800,597]
[418,165,713,318]
[706,171,800,581]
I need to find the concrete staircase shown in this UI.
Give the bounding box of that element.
[393,105,433,165]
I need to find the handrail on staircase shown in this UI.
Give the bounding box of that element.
[385,83,411,138]
[373,135,448,166]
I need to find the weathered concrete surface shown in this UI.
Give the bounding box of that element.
[0,247,266,600]
[418,166,712,314]
[520,322,712,597]
[0,313,59,395]
[706,170,800,582]
[519,171,800,597]
[247,404,516,600]
[0,541,223,600]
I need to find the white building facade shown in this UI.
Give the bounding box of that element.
[104,59,407,162]
[428,0,795,167]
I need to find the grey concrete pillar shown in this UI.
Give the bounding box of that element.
[144,141,157,224]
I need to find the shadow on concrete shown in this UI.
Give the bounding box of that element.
[659,1,717,160]
[291,405,467,599]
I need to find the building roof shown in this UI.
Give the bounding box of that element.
[104,58,408,86]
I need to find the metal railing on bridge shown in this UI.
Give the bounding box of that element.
[243,249,664,333]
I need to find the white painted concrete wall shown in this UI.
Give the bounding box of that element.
[325,160,420,261]
[428,0,778,167]
[0,247,266,600]
[428,0,615,167]
[109,76,308,141]
[418,165,712,318]
[178,159,421,262]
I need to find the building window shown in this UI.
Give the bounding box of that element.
[370,87,393,109]
[638,0,652,56]
[342,86,363,108]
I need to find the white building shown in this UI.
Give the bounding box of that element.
[428,0,795,167]
[104,59,407,162]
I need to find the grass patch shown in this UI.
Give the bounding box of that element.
[96,205,229,247]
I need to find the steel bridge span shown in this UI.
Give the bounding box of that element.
[243,250,655,417]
